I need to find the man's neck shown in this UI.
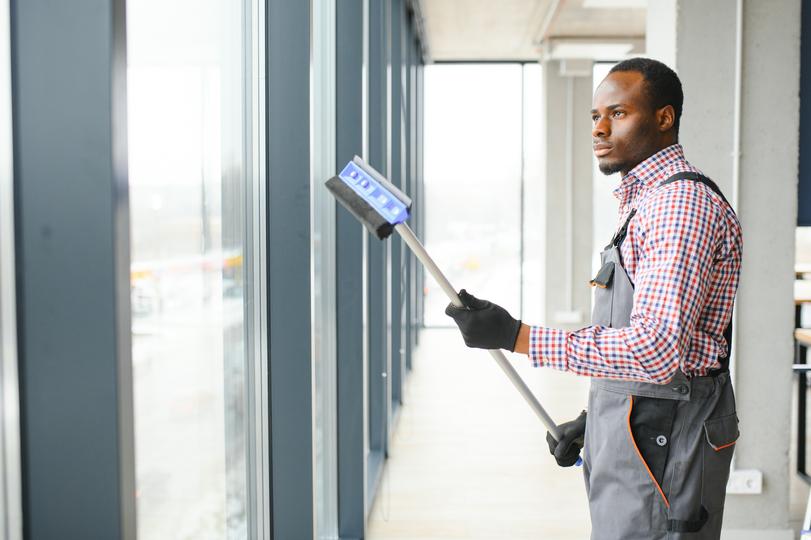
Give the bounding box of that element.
[620,139,679,178]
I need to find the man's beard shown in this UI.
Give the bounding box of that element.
[598,160,625,175]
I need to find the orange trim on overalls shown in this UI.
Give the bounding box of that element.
[627,395,670,509]
[712,440,737,452]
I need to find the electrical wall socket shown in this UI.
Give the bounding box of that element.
[726,469,762,494]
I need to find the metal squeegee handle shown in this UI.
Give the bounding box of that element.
[395,222,565,442]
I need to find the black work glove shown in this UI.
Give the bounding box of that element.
[546,410,587,467]
[444,289,522,352]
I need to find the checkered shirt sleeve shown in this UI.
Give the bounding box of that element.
[529,180,742,383]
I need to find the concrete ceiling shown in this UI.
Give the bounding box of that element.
[420,0,647,62]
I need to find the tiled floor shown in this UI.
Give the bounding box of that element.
[367,328,592,540]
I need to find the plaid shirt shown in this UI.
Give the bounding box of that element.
[529,144,742,383]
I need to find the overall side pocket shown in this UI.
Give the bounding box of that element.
[701,412,739,513]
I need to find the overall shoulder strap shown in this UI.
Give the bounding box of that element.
[608,172,730,250]
[659,171,734,213]
[661,171,734,375]
[606,208,637,249]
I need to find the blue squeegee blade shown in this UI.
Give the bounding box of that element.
[337,161,410,225]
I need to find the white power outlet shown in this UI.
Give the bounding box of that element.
[726,469,762,494]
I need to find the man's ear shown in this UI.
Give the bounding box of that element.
[657,105,676,132]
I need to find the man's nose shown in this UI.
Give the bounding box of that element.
[592,116,609,138]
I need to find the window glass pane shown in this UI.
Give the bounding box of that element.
[423,64,523,326]
[127,1,252,538]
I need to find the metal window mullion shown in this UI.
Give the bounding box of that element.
[266,0,314,536]
[387,0,403,412]
[415,61,425,331]
[246,0,270,535]
[336,0,368,537]
[310,0,339,537]
[360,0,371,519]
[0,0,21,537]
[365,0,389,507]
[112,1,137,537]
[11,0,136,537]
[398,0,409,384]
[384,0,396,430]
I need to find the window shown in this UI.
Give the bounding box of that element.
[423,64,527,326]
[127,1,263,538]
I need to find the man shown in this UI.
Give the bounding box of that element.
[446,58,742,539]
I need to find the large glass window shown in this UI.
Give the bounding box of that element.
[127,1,261,538]
[423,64,529,326]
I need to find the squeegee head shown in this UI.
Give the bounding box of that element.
[325,157,412,240]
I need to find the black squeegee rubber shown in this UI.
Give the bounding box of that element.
[325,157,412,240]
[326,175,395,239]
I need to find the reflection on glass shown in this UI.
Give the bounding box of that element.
[127,1,251,538]
[423,64,524,326]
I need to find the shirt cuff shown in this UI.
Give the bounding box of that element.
[528,326,569,371]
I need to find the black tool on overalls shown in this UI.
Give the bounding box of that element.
[326,156,579,464]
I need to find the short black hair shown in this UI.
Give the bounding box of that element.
[609,57,683,134]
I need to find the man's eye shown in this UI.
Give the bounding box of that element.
[592,115,600,122]
[612,110,624,118]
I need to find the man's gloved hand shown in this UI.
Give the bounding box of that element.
[444,289,522,351]
[546,410,587,467]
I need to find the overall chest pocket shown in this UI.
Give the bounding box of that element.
[590,261,616,327]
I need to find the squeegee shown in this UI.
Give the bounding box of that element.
[326,156,575,455]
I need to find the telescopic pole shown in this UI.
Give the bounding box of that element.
[394,222,563,441]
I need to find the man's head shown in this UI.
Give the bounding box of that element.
[591,57,683,176]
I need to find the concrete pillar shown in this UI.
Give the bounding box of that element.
[648,1,801,537]
[645,0,677,68]
[541,59,594,329]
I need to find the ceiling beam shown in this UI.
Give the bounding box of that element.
[534,0,567,46]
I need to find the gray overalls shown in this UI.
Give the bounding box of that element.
[583,172,740,539]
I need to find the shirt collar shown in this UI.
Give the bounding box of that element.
[612,144,686,201]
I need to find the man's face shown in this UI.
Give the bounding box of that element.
[591,71,664,176]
